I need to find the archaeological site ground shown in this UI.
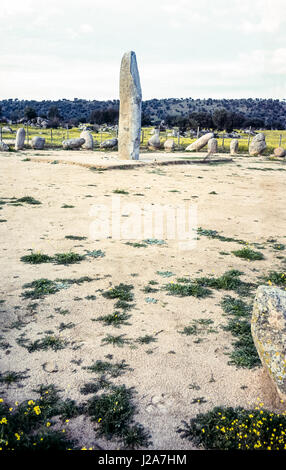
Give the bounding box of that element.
[0,144,286,451]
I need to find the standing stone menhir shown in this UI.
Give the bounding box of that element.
[118,51,142,160]
[15,128,26,150]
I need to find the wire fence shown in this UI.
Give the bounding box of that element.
[1,124,286,154]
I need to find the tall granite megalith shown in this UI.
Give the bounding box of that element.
[118,51,142,160]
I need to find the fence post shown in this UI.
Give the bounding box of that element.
[51,128,53,147]
[279,134,282,147]
[141,130,144,144]
[197,126,200,139]
[26,124,29,145]
[0,127,2,142]
[247,127,251,148]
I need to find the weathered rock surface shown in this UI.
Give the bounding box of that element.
[80,130,94,150]
[15,128,26,150]
[164,139,175,152]
[251,285,286,400]
[0,141,9,151]
[249,133,266,156]
[230,139,239,155]
[31,136,45,150]
[100,138,118,149]
[118,51,142,160]
[185,132,214,151]
[62,138,85,150]
[148,134,161,150]
[207,138,218,153]
[274,147,286,158]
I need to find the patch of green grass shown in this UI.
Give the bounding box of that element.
[195,269,255,296]
[65,235,87,240]
[112,189,129,194]
[0,387,79,450]
[220,295,260,369]
[125,242,147,248]
[85,249,105,258]
[53,252,85,265]
[16,196,41,205]
[87,385,151,448]
[61,204,74,208]
[20,252,53,264]
[232,247,264,261]
[22,335,68,352]
[143,238,166,245]
[262,270,286,287]
[101,334,131,348]
[142,285,159,294]
[83,359,131,378]
[197,227,246,244]
[22,279,60,299]
[102,284,134,302]
[22,276,94,299]
[220,295,252,317]
[164,281,212,298]
[94,311,131,328]
[177,404,286,450]
[136,335,157,345]
[179,319,217,337]
[0,370,29,386]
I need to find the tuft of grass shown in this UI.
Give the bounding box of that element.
[197,227,246,244]
[220,295,260,369]
[94,311,131,328]
[22,335,68,353]
[0,370,29,386]
[65,235,87,241]
[16,196,41,205]
[85,249,105,258]
[179,319,217,337]
[232,247,264,261]
[20,252,53,264]
[136,335,157,345]
[164,282,212,298]
[262,270,286,287]
[112,189,129,194]
[22,276,94,299]
[53,252,85,265]
[101,334,131,348]
[83,359,131,378]
[102,284,134,302]
[87,385,151,448]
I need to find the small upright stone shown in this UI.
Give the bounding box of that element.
[230,139,239,155]
[80,130,94,150]
[100,138,118,149]
[15,128,26,150]
[207,138,218,154]
[249,133,266,156]
[0,141,9,151]
[31,136,45,150]
[62,138,85,150]
[274,147,286,158]
[164,139,175,152]
[118,51,142,160]
[148,134,161,150]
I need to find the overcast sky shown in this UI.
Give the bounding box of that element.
[1,0,286,101]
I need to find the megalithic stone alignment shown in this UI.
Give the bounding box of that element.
[118,51,142,160]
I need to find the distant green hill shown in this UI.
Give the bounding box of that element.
[1,97,285,129]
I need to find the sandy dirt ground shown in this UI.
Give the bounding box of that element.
[0,149,285,450]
